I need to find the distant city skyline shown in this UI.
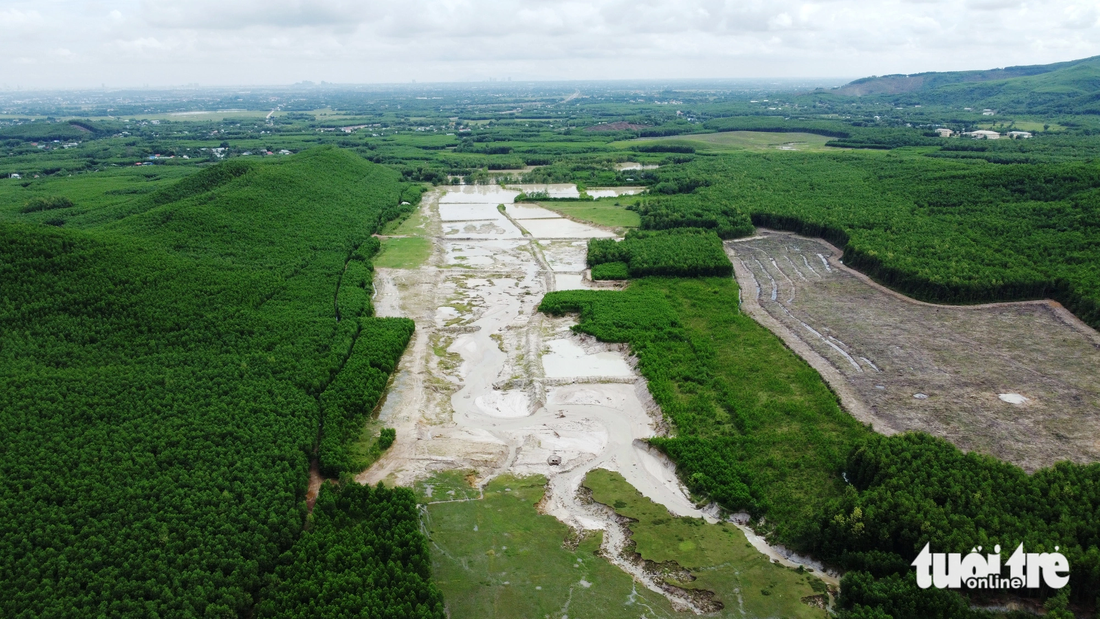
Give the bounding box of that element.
[2,0,1098,89]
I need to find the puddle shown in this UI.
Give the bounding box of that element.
[442,219,522,239]
[520,218,617,239]
[474,391,531,418]
[508,183,581,198]
[439,185,522,202]
[542,339,634,378]
[553,273,590,290]
[439,203,508,221]
[505,203,564,220]
[586,187,645,198]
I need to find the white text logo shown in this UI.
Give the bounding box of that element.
[911,543,1069,589]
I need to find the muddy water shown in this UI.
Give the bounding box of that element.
[360,185,839,605]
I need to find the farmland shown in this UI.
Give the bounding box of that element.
[3,73,1100,618]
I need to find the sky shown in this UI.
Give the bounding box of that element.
[1,0,1099,89]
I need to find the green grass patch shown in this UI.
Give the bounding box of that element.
[424,474,685,618]
[415,470,481,503]
[611,131,834,153]
[583,469,828,618]
[535,198,642,228]
[374,235,432,268]
[382,207,429,235]
[346,422,397,471]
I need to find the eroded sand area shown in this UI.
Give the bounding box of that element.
[728,230,1100,471]
[361,188,834,613]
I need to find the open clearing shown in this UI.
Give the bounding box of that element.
[373,236,432,269]
[360,186,830,615]
[611,131,835,152]
[728,229,1100,471]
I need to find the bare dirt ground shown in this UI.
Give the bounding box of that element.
[358,189,836,611]
[728,230,1100,472]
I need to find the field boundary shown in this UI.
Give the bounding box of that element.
[726,244,895,435]
[751,228,1100,348]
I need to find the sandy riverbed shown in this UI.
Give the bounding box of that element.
[360,188,839,606]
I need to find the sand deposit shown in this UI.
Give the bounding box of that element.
[360,187,834,607]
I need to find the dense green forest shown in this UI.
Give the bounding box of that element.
[586,228,733,278]
[0,147,434,616]
[258,482,444,618]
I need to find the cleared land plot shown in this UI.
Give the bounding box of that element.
[728,230,1100,471]
[611,131,834,152]
[583,469,830,618]
[424,474,685,619]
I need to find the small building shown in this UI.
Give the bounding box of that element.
[982,109,996,116]
[935,128,954,138]
[9,173,21,179]
[965,130,1000,140]
[1007,131,1032,139]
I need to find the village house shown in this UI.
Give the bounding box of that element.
[1007,131,1033,139]
[965,130,1000,139]
[935,128,954,137]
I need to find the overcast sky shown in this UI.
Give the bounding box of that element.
[2,0,1099,89]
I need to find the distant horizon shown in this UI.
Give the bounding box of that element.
[3,0,1098,90]
[0,76,859,95]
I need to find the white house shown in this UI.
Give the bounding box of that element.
[935,128,954,137]
[1007,131,1033,139]
[9,173,20,179]
[965,130,1001,139]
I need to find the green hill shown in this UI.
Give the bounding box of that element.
[0,147,442,617]
[832,55,1100,114]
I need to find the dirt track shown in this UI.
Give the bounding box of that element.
[728,230,1100,471]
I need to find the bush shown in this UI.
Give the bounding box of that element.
[591,261,630,280]
[20,196,74,213]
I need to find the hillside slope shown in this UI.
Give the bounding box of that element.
[0,148,441,617]
[833,55,1100,113]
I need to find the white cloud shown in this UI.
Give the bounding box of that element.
[0,0,1096,87]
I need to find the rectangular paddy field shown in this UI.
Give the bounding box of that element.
[728,230,1100,471]
[610,131,835,152]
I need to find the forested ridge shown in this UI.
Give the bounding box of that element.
[0,147,435,617]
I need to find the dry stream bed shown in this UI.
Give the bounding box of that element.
[359,187,835,615]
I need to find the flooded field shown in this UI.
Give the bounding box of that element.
[728,230,1100,471]
[361,187,834,612]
